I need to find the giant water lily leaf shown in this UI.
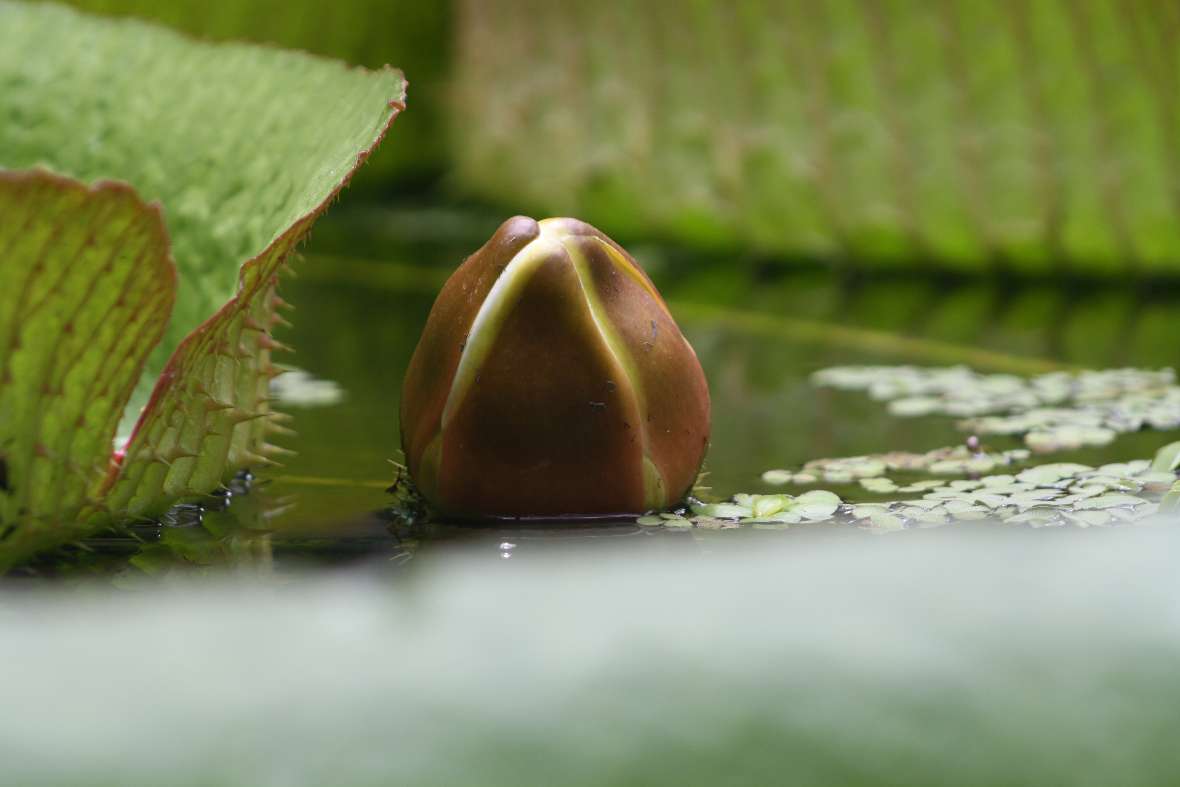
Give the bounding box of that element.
[57,0,448,184]
[0,171,176,570]
[99,207,302,518]
[453,1,1180,273]
[0,3,405,563]
[0,0,406,432]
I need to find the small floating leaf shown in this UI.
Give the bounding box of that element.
[1138,472,1179,493]
[752,495,788,518]
[690,502,751,520]
[943,499,982,514]
[1017,464,1092,486]
[760,469,793,485]
[1075,494,1149,510]
[896,479,947,492]
[887,397,941,417]
[795,502,840,521]
[974,493,1011,510]
[1151,441,1180,473]
[1066,510,1113,527]
[868,511,905,531]
[794,490,841,508]
[1162,482,1180,514]
[860,478,900,494]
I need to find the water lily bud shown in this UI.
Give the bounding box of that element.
[401,216,711,518]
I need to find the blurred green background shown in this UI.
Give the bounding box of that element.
[59,0,1180,276]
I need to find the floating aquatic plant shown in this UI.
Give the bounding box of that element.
[813,366,1180,452]
[1153,441,1180,473]
[763,444,1033,487]
[657,362,1180,534]
[644,450,1178,534]
[0,3,404,569]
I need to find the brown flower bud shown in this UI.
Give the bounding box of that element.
[400,216,710,519]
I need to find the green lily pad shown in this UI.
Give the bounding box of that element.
[860,478,900,494]
[0,171,175,570]
[760,469,793,485]
[752,495,789,518]
[0,3,404,562]
[1135,473,1177,493]
[867,511,905,531]
[1066,510,1113,527]
[690,502,752,520]
[795,502,840,521]
[896,480,947,493]
[1075,494,1150,511]
[794,490,842,508]
[887,397,942,417]
[0,1,405,432]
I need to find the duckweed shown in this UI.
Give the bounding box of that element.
[642,365,1180,533]
[813,366,1180,453]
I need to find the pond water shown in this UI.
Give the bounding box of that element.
[15,198,1179,579]
[36,199,1163,576]
[8,200,1180,787]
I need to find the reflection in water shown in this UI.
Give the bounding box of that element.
[273,205,1180,533]
[32,205,1179,578]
